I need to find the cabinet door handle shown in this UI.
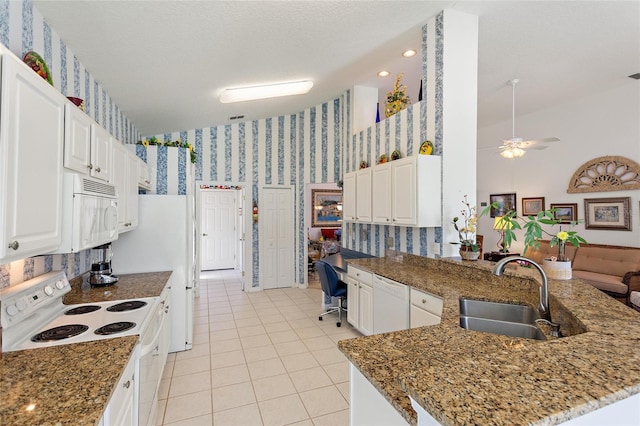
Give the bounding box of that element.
[95,167,101,173]
[202,233,208,237]
[87,164,93,170]
[123,380,131,389]
[8,241,19,250]
[422,299,427,304]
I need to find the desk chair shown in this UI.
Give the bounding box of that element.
[315,260,348,327]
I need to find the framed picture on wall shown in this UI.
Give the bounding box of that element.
[311,189,343,228]
[550,203,578,224]
[522,197,545,216]
[489,193,516,218]
[584,197,631,230]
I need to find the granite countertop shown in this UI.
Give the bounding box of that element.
[0,336,138,425]
[65,270,171,304]
[337,255,640,426]
[1,271,172,425]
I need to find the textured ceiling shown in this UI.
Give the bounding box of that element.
[33,1,639,142]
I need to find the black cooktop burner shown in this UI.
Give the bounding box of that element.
[94,321,136,335]
[65,305,101,315]
[31,324,89,342]
[106,300,147,312]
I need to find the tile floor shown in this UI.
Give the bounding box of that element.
[156,269,361,425]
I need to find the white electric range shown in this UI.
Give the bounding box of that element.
[0,270,157,352]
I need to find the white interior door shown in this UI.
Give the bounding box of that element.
[261,187,294,289]
[201,190,237,270]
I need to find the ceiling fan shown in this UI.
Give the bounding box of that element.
[488,79,560,158]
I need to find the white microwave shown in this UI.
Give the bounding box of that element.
[52,173,118,253]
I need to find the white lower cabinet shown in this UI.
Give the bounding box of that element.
[346,276,359,327]
[358,281,373,336]
[102,345,137,426]
[410,288,443,328]
[351,363,408,425]
[346,266,373,336]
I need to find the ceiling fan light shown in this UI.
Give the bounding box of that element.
[500,149,514,159]
[220,80,313,103]
[512,147,525,157]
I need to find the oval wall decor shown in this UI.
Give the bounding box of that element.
[567,155,640,193]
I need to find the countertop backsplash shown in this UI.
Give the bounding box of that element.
[0,250,92,290]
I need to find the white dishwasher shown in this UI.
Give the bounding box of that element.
[372,275,410,333]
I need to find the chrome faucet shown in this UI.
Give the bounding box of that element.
[492,256,551,321]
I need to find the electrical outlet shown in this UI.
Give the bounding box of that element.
[431,242,441,253]
[386,237,394,248]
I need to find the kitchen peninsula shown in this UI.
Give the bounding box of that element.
[338,254,640,425]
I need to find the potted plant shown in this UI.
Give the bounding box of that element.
[481,203,586,278]
[451,195,479,260]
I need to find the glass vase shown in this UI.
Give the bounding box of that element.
[558,241,566,262]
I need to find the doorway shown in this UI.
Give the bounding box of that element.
[260,186,294,289]
[199,187,244,272]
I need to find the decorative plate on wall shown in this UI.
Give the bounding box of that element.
[419,140,433,155]
[23,51,53,85]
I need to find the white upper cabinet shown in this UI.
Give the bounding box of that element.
[391,155,441,227]
[371,163,391,224]
[355,168,372,222]
[126,150,139,230]
[343,155,441,227]
[64,103,113,183]
[90,124,113,182]
[0,51,65,261]
[342,172,357,221]
[138,157,152,190]
[63,104,92,174]
[112,141,138,233]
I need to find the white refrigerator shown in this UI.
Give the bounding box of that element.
[112,195,196,353]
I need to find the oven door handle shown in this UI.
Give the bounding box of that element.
[139,309,166,357]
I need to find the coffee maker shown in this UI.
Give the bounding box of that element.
[89,243,119,286]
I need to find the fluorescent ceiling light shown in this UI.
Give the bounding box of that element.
[220,80,313,103]
[377,70,390,77]
[402,49,417,57]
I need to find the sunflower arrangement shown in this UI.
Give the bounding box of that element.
[385,73,411,118]
[138,136,197,163]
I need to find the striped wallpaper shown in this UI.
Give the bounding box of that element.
[142,95,347,287]
[0,0,140,289]
[141,75,445,288]
[0,1,448,291]
[0,0,140,144]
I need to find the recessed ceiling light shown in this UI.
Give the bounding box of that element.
[377,70,390,77]
[220,80,313,103]
[402,49,417,58]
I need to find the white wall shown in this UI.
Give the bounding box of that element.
[477,82,640,253]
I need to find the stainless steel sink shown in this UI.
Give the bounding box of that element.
[459,298,546,341]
